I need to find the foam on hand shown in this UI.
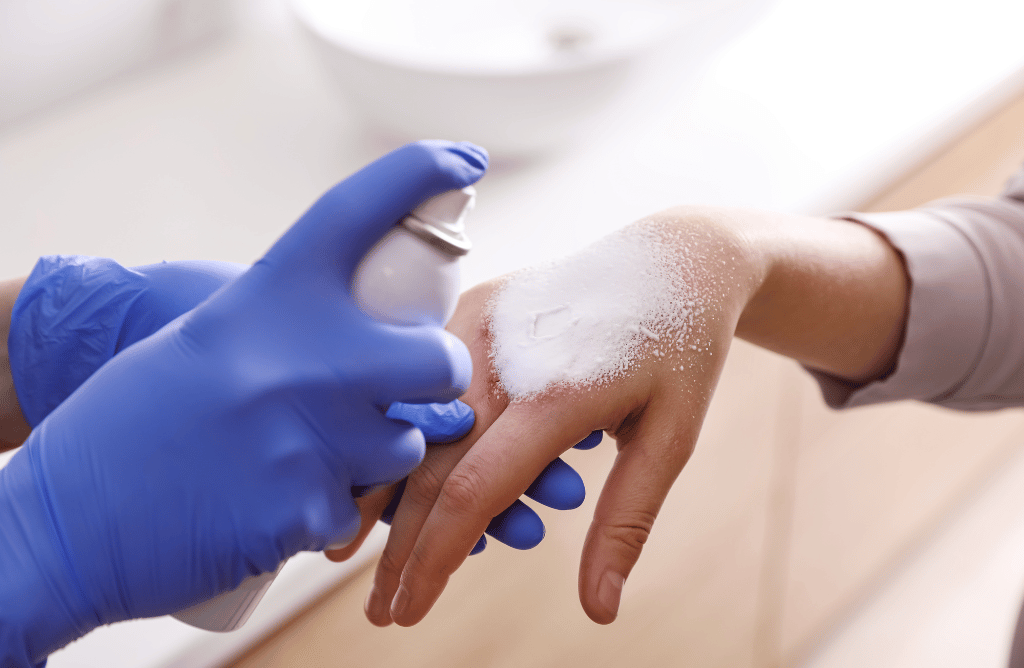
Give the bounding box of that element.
[487,222,705,399]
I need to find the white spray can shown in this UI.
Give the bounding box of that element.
[172,186,476,632]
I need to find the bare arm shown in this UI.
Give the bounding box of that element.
[0,277,31,451]
[729,206,909,383]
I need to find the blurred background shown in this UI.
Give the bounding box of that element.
[4,0,1024,666]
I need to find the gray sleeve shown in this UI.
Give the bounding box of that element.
[806,164,1024,411]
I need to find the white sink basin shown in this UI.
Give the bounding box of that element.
[290,0,692,156]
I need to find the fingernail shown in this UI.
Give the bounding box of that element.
[391,584,411,620]
[597,571,625,621]
[365,585,386,624]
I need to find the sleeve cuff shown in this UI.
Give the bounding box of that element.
[806,209,990,408]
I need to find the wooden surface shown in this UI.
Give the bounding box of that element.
[776,89,1024,665]
[229,90,1024,668]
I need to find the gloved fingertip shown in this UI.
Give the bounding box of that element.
[438,400,474,443]
[573,430,604,450]
[448,142,489,172]
[330,514,361,551]
[385,400,475,444]
[486,504,545,550]
[469,535,487,555]
[525,458,586,511]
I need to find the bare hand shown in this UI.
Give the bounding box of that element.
[363,212,763,626]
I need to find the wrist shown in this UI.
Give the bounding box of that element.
[736,211,909,382]
[646,206,773,327]
[1,276,31,450]
[0,444,97,665]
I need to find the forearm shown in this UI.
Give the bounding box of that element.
[736,209,908,383]
[0,277,31,451]
[660,206,909,385]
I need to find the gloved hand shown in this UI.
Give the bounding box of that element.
[9,256,247,428]
[0,140,484,667]
[9,258,591,558]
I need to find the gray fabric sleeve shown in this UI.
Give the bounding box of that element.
[806,165,1024,410]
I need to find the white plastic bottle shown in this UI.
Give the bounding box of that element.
[172,186,476,632]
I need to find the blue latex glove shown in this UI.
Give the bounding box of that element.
[10,257,591,555]
[0,140,484,667]
[9,256,247,428]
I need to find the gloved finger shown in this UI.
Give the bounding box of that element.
[122,261,247,352]
[131,261,245,316]
[484,499,544,550]
[524,457,585,510]
[469,535,487,555]
[574,430,604,450]
[578,395,696,624]
[343,411,426,488]
[297,478,363,556]
[260,141,487,280]
[379,478,406,525]
[325,484,398,563]
[368,327,472,406]
[385,400,475,444]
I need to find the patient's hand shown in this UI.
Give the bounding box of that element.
[363,211,761,626]
[363,203,908,627]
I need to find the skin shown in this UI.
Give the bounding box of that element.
[362,206,909,627]
[0,205,907,619]
[0,276,31,452]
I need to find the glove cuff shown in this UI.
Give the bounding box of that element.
[0,444,100,665]
[9,256,147,427]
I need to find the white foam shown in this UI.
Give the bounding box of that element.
[488,222,704,399]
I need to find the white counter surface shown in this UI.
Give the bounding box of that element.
[3,0,1024,665]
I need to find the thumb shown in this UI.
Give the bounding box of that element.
[261,141,487,280]
[578,412,696,624]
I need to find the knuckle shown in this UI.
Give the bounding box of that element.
[403,463,448,510]
[376,546,406,580]
[600,511,657,557]
[405,540,457,581]
[404,543,433,576]
[437,461,489,517]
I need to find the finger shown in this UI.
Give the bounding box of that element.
[388,399,597,626]
[578,402,696,624]
[365,441,471,627]
[342,409,426,488]
[385,400,475,443]
[262,141,487,278]
[524,457,586,510]
[125,262,246,349]
[380,477,490,555]
[325,485,397,562]
[365,322,510,627]
[299,477,361,557]
[379,478,407,525]
[369,327,473,406]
